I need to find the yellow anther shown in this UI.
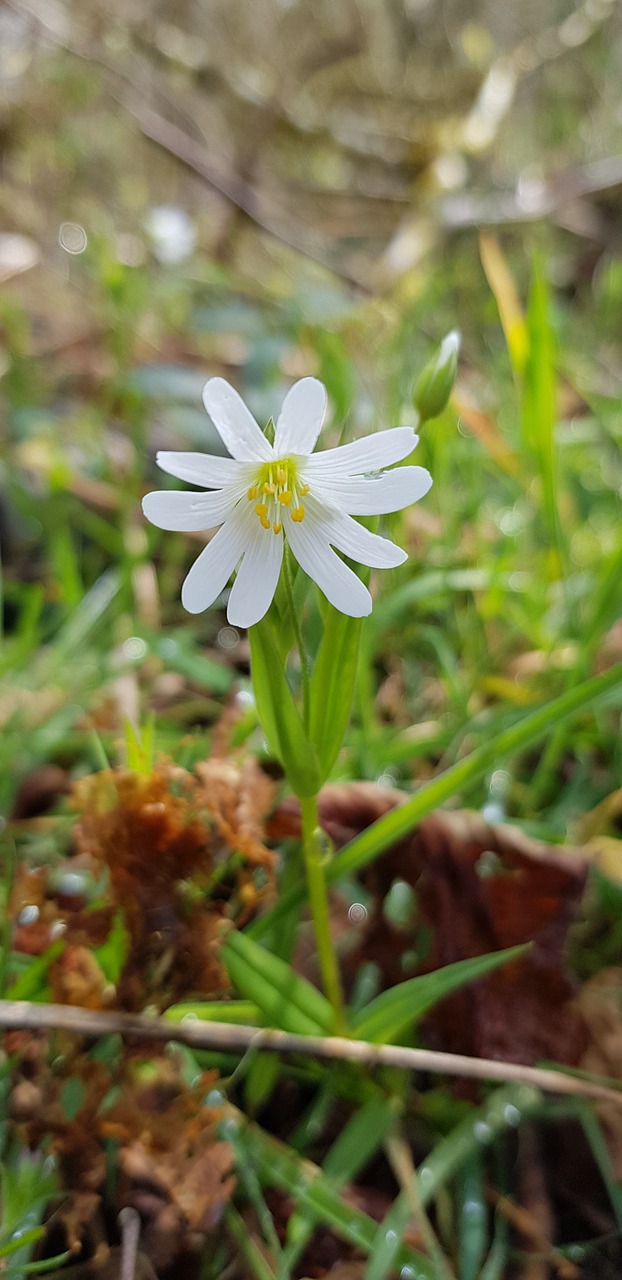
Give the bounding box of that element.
[259,514,271,530]
[255,503,268,517]
[292,504,305,522]
[263,482,275,494]
[278,491,292,506]
[273,521,282,534]
[299,483,309,496]
[276,467,287,484]
[247,485,259,500]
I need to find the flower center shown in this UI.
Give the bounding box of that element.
[246,457,309,534]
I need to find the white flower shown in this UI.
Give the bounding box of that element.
[142,377,432,629]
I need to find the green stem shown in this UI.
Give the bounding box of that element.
[283,548,310,731]
[299,792,345,1032]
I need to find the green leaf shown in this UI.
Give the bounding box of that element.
[322,1097,396,1180]
[249,616,321,798]
[146,629,232,695]
[281,1096,397,1275]
[240,1119,435,1279]
[0,1227,45,1262]
[164,1000,260,1025]
[222,930,333,1036]
[244,1052,280,1110]
[249,661,622,940]
[522,260,566,578]
[5,939,65,1001]
[309,606,362,780]
[366,1084,542,1280]
[94,911,129,985]
[351,946,528,1044]
[457,1151,487,1280]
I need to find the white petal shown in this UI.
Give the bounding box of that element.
[156,451,245,488]
[320,507,407,568]
[274,378,327,456]
[303,427,418,478]
[286,513,372,617]
[312,466,432,515]
[227,521,284,629]
[202,378,273,462]
[142,487,240,531]
[180,514,249,614]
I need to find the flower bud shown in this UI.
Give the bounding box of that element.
[412,330,461,423]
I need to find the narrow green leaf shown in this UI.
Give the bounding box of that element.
[457,1151,487,1280]
[164,1000,260,1025]
[5,940,65,1001]
[244,1053,280,1110]
[222,930,333,1036]
[249,616,321,798]
[249,662,622,940]
[240,1120,435,1278]
[522,261,566,577]
[352,946,528,1044]
[146,629,232,695]
[0,1227,45,1262]
[322,1097,396,1181]
[282,1096,397,1274]
[577,1099,622,1231]
[309,606,362,780]
[366,1084,542,1280]
[94,911,129,985]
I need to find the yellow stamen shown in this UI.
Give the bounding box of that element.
[255,503,268,517]
[247,485,259,500]
[278,491,292,506]
[273,521,282,534]
[263,482,275,494]
[299,483,309,496]
[292,505,305,522]
[276,467,287,484]
[259,514,271,530]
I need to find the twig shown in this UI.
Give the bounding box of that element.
[118,1207,141,1280]
[1,1000,621,1107]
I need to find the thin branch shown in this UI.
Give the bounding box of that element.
[118,1207,141,1280]
[1,1000,620,1107]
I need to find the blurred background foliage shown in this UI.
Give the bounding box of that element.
[0,0,621,821]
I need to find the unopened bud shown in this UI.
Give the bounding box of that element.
[412,330,461,423]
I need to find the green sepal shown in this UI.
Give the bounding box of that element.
[309,604,362,781]
[249,614,321,797]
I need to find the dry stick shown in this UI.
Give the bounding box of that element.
[1,1000,621,1107]
[118,1207,141,1280]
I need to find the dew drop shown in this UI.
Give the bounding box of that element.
[474,1120,492,1144]
[503,1103,521,1127]
[17,904,39,926]
[218,626,239,650]
[59,222,87,254]
[123,636,147,660]
[205,1089,225,1108]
